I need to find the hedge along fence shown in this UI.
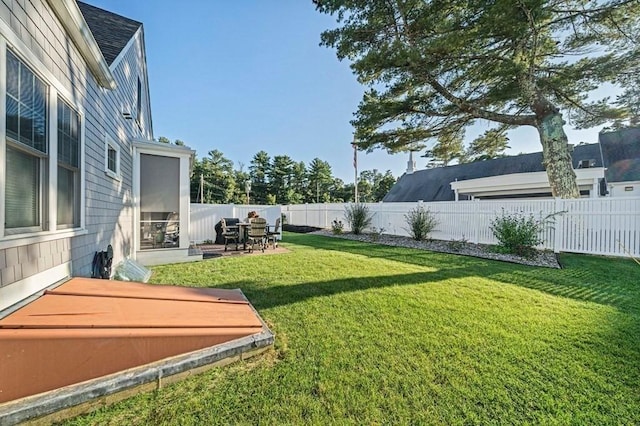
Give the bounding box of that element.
[281,198,640,258]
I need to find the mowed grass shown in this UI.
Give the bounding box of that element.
[65,232,640,425]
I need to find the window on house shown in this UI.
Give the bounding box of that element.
[107,146,117,172]
[5,50,48,232]
[104,136,120,179]
[57,98,80,227]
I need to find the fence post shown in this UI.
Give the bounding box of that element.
[473,200,479,244]
[325,203,328,228]
[553,198,563,253]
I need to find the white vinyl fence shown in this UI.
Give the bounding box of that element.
[282,198,640,258]
[190,204,282,244]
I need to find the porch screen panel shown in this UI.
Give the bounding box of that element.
[139,154,179,212]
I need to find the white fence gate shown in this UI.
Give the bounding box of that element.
[282,198,640,258]
[190,204,282,244]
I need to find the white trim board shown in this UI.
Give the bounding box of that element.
[0,262,71,311]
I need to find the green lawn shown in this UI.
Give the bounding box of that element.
[66,232,640,425]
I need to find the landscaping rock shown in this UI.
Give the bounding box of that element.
[310,230,561,269]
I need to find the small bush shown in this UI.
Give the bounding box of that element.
[369,227,386,242]
[331,219,344,235]
[490,210,558,258]
[447,236,468,252]
[344,203,373,235]
[404,206,438,241]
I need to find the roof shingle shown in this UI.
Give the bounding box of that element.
[76,1,142,66]
[383,143,604,202]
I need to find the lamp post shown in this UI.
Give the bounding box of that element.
[245,180,252,205]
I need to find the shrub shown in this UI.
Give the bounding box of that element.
[447,236,468,252]
[404,206,438,241]
[331,219,344,235]
[490,210,558,258]
[344,203,373,235]
[369,227,386,242]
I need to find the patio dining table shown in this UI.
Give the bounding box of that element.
[236,222,251,250]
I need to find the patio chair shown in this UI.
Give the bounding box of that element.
[265,217,281,249]
[220,218,239,251]
[246,217,267,253]
[163,212,180,247]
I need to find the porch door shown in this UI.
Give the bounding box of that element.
[139,153,180,250]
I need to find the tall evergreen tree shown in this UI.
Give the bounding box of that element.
[290,161,307,205]
[249,151,271,205]
[306,158,334,203]
[200,150,236,203]
[316,0,640,198]
[269,155,296,204]
[231,169,250,204]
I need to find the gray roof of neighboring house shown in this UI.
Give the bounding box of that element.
[599,127,640,183]
[383,143,604,202]
[77,1,142,65]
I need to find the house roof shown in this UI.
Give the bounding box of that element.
[76,1,142,65]
[46,0,116,88]
[599,127,640,183]
[383,143,604,202]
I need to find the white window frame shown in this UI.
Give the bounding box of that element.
[0,33,87,249]
[4,49,50,235]
[104,135,121,180]
[56,97,82,229]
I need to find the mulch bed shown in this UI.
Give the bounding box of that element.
[283,224,323,234]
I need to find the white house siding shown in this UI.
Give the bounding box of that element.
[0,0,152,305]
[609,181,640,198]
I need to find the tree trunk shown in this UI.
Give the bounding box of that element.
[534,101,580,198]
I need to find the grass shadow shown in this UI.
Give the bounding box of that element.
[284,232,640,315]
[218,266,480,311]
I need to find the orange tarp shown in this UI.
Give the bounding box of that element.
[0,278,265,404]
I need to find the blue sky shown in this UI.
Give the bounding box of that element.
[89,1,606,182]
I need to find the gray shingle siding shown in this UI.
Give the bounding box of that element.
[0,1,152,292]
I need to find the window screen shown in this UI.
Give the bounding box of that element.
[5,51,48,231]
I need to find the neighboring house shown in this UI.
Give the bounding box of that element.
[0,1,194,312]
[383,129,640,202]
[599,127,640,197]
